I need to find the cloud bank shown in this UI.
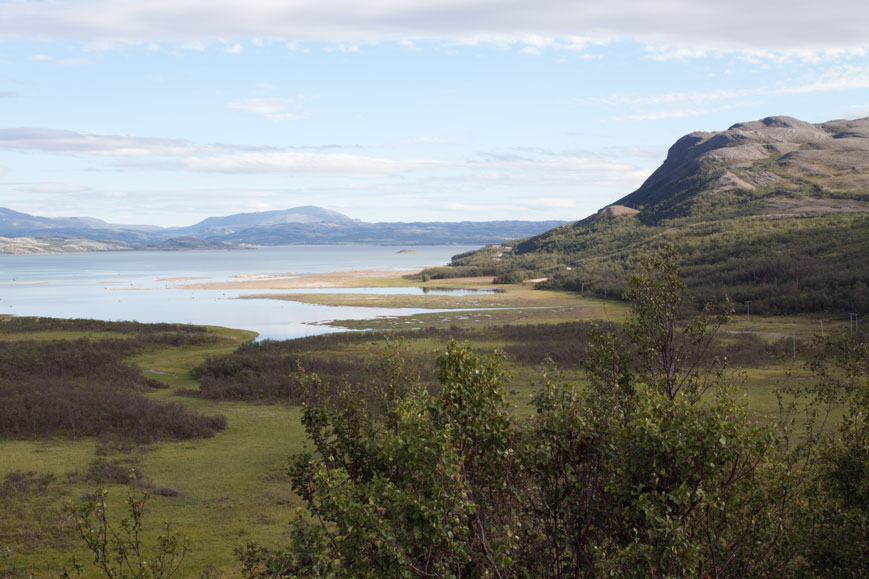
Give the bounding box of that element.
[0,127,646,186]
[1,0,866,54]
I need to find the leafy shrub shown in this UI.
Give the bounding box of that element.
[240,253,810,576]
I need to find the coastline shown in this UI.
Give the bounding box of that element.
[178,268,425,290]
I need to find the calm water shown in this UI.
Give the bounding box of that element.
[0,245,482,340]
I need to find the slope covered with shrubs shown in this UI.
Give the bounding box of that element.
[0,320,227,441]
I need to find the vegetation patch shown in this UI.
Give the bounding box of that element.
[0,321,227,442]
[425,213,869,316]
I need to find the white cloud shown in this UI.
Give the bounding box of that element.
[443,202,483,212]
[845,103,869,118]
[226,97,309,120]
[528,197,576,209]
[0,128,199,156]
[479,155,646,178]
[224,43,243,53]
[182,152,447,176]
[590,66,869,120]
[612,107,733,122]
[0,127,649,189]
[27,53,88,65]
[399,136,449,145]
[2,0,867,56]
[0,127,362,158]
[593,66,869,108]
[13,183,91,193]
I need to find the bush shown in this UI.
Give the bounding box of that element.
[240,253,809,576]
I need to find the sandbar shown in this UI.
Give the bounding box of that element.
[230,273,296,280]
[180,268,423,290]
[157,276,211,282]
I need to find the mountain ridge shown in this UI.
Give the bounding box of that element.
[611,115,869,223]
[0,205,568,253]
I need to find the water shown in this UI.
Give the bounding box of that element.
[0,245,482,340]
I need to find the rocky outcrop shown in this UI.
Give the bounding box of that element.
[615,116,869,222]
[597,205,640,219]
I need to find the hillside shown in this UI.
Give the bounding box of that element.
[171,206,356,236]
[435,116,869,315]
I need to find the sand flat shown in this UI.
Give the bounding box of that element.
[230,273,297,279]
[0,281,48,286]
[179,268,423,290]
[157,276,211,282]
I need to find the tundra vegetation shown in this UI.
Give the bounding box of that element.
[416,213,869,316]
[230,252,867,577]
[0,254,865,577]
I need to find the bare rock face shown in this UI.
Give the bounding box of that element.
[615,116,869,222]
[597,205,640,218]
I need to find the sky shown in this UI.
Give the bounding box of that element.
[1,1,869,227]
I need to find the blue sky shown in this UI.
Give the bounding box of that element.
[1,0,868,226]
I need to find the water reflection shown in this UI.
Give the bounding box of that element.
[420,287,502,295]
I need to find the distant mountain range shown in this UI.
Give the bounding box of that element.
[443,116,869,315]
[0,205,568,254]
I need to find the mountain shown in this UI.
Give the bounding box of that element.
[0,206,89,235]
[0,207,163,243]
[172,206,356,236]
[212,219,569,246]
[63,216,165,232]
[440,116,869,315]
[0,205,568,253]
[613,115,869,223]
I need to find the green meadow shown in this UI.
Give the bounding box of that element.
[0,286,852,577]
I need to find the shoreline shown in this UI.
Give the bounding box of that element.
[178,268,425,290]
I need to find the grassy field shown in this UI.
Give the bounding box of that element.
[0,324,309,576]
[0,283,851,577]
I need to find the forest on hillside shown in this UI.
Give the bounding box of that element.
[417,213,869,316]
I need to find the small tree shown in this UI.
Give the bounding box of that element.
[63,473,189,579]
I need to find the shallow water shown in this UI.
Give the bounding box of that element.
[0,245,482,340]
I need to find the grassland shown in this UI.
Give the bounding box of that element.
[0,278,851,577]
[0,322,306,576]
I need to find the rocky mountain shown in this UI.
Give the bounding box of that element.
[442,116,869,315]
[613,115,869,223]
